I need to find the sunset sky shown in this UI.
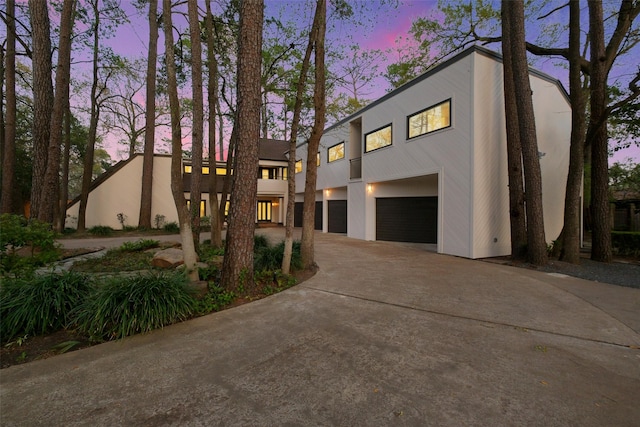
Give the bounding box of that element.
[73,0,640,164]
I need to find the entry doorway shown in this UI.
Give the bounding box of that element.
[257,201,272,222]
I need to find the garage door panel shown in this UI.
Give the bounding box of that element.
[328,200,347,233]
[294,201,322,230]
[376,197,437,243]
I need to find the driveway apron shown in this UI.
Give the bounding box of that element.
[1,231,639,426]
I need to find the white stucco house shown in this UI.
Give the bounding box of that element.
[294,45,572,259]
[65,139,290,230]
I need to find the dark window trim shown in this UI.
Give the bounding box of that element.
[406,98,452,140]
[364,123,393,153]
[327,141,345,163]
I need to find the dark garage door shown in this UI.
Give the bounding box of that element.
[376,197,437,243]
[294,201,322,230]
[328,200,347,233]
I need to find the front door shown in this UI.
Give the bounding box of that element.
[257,201,272,222]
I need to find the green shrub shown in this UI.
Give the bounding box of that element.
[0,214,60,275]
[198,241,225,260]
[255,270,297,295]
[193,284,236,314]
[119,239,160,252]
[88,225,114,236]
[611,231,640,256]
[254,234,269,250]
[73,272,197,341]
[198,264,220,282]
[0,272,93,343]
[253,240,302,272]
[163,222,180,233]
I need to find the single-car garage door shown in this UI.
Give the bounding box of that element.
[376,197,437,243]
[294,201,322,230]
[328,200,347,233]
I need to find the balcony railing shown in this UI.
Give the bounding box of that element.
[350,157,362,180]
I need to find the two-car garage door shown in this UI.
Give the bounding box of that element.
[376,197,437,244]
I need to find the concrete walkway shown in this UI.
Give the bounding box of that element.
[1,230,639,426]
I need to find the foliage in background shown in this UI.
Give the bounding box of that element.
[0,214,60,275]
[611,231,640,257]
[118,239,160,252]
[609,160,640,199]
[0,272,93,343]
[73,272,196,342]
[194,283,236,314]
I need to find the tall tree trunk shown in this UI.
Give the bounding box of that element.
[300,0,326,270]
[558,0,586,264]
[1,0,17,214]
[58,99,72,231]
[504,0,547,265]
[282,0,321,275]
[205,0,222,248]
[40,0,75,227]
[28,0,54,220]
[138,0,159,230]
[221,0,263,292]
[500,0,527,261]
[588,0,612,262]
[163,0,199,281]
[77,0,102,232]
[188,0,203,250]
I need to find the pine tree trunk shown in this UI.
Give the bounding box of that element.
[28,0,54,220]
[138,0,158,230]
[300,0,326,270]
[163,0,199,281]
[188,0,204,250]
[205,0,222,248]
[559,0,586,264]
[77,1,101,232]
[1,0,16,214]
[40,0,74,226]
[500,0,527,261]
[504,0,547,266]
[221,0,263,292]
[588,0,612,262]
[282,3,318,275]
[58,100,72,231]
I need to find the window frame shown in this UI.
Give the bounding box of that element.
[327,141,345,163]
[295,159,303,174]
[364,123,393,153]
[406,98,452,140]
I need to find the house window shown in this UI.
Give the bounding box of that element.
[317,152,321,167]
[183,165,210,174]
[365,124,392,153]
[295,160,303,174]
[216,167,227,175]
[186,200,206,217]
[328,142,345,162]
[407,99,451,139]
[281,167,288,180]
[259,167,277,180]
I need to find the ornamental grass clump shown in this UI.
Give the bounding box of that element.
[0,272,93,343]
[74,272,197,341]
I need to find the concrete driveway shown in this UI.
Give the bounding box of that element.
[1,230,639,426]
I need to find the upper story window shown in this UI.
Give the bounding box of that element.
[183,165,217,175]
[365,124,392,153]
[407,99,451,139]
[317,152,321,167]
[295,160,303,174]
[328,142,345,162]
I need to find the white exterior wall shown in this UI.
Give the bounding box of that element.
[67,155,290,229]
[294,47,571,259]
[470,53,571,258]
[66,156,176,229]
[358,53,474,257]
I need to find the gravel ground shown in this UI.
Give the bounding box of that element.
[535,257,640,289]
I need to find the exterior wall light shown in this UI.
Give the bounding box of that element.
[367,184,373,193]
